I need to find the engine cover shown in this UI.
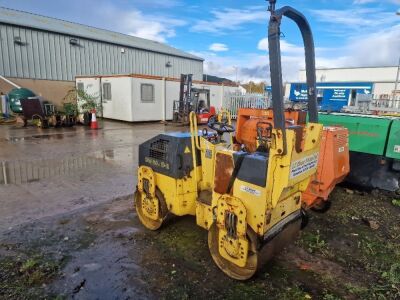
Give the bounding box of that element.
[139,132,200,179]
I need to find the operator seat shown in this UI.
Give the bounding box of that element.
[214,151,268,195]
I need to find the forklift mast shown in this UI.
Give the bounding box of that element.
[179,74,193,114]
[172,74,193,124]
[268,0,318,153]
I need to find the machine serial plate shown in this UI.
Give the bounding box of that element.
[394,145,400,153]
[240,185,261,196]
[290,153,319,179]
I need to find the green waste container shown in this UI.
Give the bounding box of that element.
[7,88,36,113]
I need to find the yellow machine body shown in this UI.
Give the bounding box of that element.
[135,111,322,279]
[135,0,323,280]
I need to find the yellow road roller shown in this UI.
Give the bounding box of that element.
[134,0,323,280]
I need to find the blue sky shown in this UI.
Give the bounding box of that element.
[0,0,399,83]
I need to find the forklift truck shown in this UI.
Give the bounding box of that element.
[192,87,216,124]
[172,74,216,125]
[134,0,323,279]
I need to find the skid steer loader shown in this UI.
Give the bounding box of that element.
[134,0,323,280]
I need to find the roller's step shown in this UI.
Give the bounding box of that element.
[198,190,212,206]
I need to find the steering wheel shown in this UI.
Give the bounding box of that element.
[256,121,273,143]
[207,117,235,135]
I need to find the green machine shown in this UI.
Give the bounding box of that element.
[7,88,36,113]
[319,113,400,192]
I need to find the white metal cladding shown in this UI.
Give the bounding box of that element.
[0,24,204,81]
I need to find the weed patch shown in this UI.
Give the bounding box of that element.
[0,253,62,299]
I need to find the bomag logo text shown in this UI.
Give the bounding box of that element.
[145,157,170,170]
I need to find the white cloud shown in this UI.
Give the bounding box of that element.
[197,22,400,84]
[191,7,266,34]
[353,0,400,3]
[353,0,377,3]
[209,43,229,52]
[123,11,185,43]
[330,24,400,67]
[127,0,182,8]
[99,7,186,43]
[311,8,399,36]
[258,39,304,55]
[1,0,187,44]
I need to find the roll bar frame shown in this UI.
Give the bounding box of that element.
[268,1,318,154]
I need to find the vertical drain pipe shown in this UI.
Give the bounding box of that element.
[2,161,7,185]
[161,77,166,122]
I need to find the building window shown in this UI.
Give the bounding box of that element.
[103,83,112,101]
[77,82,84,91]
[141,84,154,103]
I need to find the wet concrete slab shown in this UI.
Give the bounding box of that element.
[0,120,186,232]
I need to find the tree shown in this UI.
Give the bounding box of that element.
[241,81,268,94]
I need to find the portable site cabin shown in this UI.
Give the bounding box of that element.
[75,74,239,122]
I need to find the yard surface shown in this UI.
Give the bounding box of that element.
[0,120,399,299]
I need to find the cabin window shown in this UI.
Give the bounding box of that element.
[141,84,155,103]
[77,82,84,91]
[103,82,112,101]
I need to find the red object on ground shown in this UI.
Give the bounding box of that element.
[90,110,98,129]
[197,106,216,124]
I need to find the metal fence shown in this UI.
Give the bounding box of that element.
[223,92,271,119]
[343,94,400,114]
[369,95,400,113]
[0,155,103,185]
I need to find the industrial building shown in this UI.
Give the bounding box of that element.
[0,7,203,105]
[285,66,399,111]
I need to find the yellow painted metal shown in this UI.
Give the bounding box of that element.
[195,201,213,230]
[136,165,198,224]
[139,193,159,221]
[217,109,234,145]
[212,123,323,244]
[135,191,162,230]
[215,195,249,267]
[136,109,323,280]
[199,138,218,190]
[137,166,156,197]
[208,223,258,280]
[154,171,198,217]
[135,166,163,230]
[189,112,201,183]
[190,111,230,191]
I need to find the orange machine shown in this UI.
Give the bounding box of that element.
[302,126,350,209]
[235,108,307,152]
[234,108,350,210]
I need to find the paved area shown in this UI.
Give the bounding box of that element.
[0,120,399,300]
[0,120,175,232]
